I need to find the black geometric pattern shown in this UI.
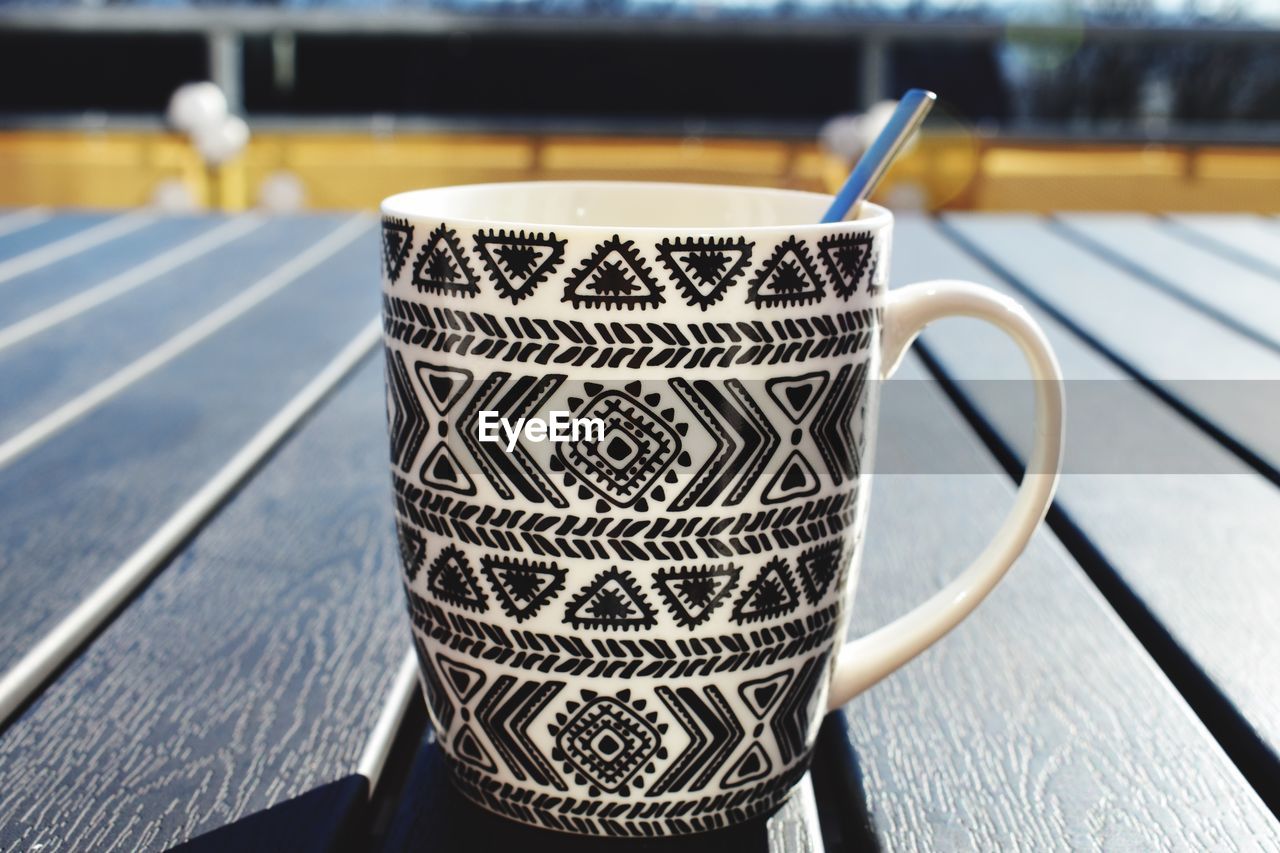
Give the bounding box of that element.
[453,725,498,773]
[550,689,667,796]
[473,229,567,304]
[436,653,487,705]
[765,371,829,425]
[426,544,487,612]
[811,361,868,485]
[649,685,743,795]
[381,216,414,282]
[731,557,800,625]
[384,295,879,369]
[563,235,663,310]
[395,518,426,583]
[412,224,479,298]
[419,442,476,497]
[565,567,658,631]
[481,554,566,623]
[770,654,829,763]
[476,674,567,790]
[737,670,793,721]
[384,347,428,473]
[720,742,774,789]
[458,372,569,507]
[655,236,753,311]
[817,232,875,299]
[760,450,822,505]
[651,564,740,629]
[667,378,779,511]
[551,382,685,513]
[796,539,843,604]
[414,362,473,416]
[413,634,454,733]
[746,237,826,308]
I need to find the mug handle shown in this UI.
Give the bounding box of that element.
[825,280,1065,711]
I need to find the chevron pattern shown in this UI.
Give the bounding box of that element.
[458,371,569,507]
[383,346,428,473]
[649,685,744,795]
[476,674,568,790]
[770,653,829,764]
[667,377,780,510]
[811,361,868,485]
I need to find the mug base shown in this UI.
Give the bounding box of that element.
[446,758,808,838]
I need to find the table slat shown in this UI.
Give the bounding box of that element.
[1054,212,1280,352]
[0,211,116,265]
[840,351,1277,848]
[1168,213,1280,278]
[0,358,404,851]
[891,214,1280,796]
[943,212,1280,478]
[0,222,376,675]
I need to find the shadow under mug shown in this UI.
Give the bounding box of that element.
[379,182,1064,838]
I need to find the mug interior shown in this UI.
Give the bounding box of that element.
[381,180,890,232]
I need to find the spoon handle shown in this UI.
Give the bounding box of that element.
[820,89,936,223]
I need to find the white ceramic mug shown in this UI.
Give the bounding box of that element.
[380,182,1064,837]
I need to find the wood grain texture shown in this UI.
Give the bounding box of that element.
[892,215,1280,779]
[0,217,347,441]
[0,216,217,329]
[382,729,827,853]
[1167,214,1280,278]
[0,224,377,673]
[0,359,406,851]
[1053,213,1280,352]
[0,212,113,264]
[943,213,1280,477]
[838,351,1278,849]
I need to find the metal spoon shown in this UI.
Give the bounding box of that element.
[820,89,937,223]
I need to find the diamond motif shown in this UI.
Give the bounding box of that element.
[550,690,665,796]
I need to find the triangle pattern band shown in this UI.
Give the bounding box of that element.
[731,557,800,625]
[473,229,567,304]
[412,224,480,297]
[817,231,875,299]
[563,235,664,310]
[655,237,754,311]
[564,567,658,631]
[381,217,414,281]
[426,544,488,613]
[747,237,826,308]
[651,564,741,629]
[796,539,844,604]
[482,555,567,622]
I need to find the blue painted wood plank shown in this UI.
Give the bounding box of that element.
[1168,213,1280,279]
[0,216,346,443]
[943,212,1280,479]
[0,359,405,850]
[1054,212,1280,354]
[0,221,377,674]
[0,216,223,328]
[0,212,115,263]
[839,351,1277,847]
[894,213,1280,809]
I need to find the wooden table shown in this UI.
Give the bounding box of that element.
[0,207,1276,850]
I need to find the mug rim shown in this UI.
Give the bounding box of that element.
[380,180,894,236]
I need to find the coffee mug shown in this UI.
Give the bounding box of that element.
[380,182,1064,837]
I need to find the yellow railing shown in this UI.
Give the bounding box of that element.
[1,130,1276,213]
